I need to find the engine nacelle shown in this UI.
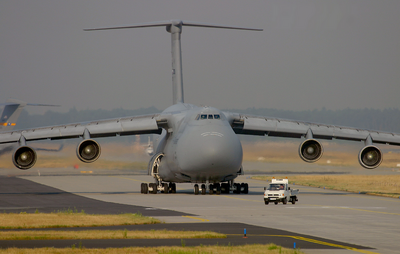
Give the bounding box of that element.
[12,146,37,170]
[299,139,323,163]
[76,139,101,163]
[358,145,382,169]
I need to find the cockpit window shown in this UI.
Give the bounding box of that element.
[197,114,221,120]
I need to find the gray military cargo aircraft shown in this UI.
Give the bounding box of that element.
[0,20,399,195]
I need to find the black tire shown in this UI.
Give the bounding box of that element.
[163,183,169,193]
[140,183,144,193]
[209,184,214,195]
[201,184,206,195]
[194,184,199,195]
[292,197,296,204]
[216,183,221,195]
[274,201,278,205]
[264,200,269,205]
[221,183,229,194]
[243,183,249,194]
[283,197,287,205]
[143,183,148,194]
[235,183,241,194]
[169,183,176,193]
[150,183,157,194]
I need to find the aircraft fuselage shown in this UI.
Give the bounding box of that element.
[152,103,243,183]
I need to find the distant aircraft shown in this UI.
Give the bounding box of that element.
[0,20,398,195]
[0,99,63,156]
[144,136,154,156]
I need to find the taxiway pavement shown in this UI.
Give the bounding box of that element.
[1,167,399,253]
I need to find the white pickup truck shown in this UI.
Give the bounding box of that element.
[263,178,299,205]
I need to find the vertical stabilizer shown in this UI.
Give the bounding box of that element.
[84,20,262,105]
[0,99,60,132]
[0,99,27,131]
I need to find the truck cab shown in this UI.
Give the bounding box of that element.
[263,178,299,205]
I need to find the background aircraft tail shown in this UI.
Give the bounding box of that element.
[0,98,60,132]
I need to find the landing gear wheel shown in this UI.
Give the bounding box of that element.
[283,197,287,205]
[141,183,148,194]
[162,183,169,193]
[201,184,206,195]
[243,183,249,194]
[215,183,221,195]
[194,184,199,195]
[209,184,214,195]
[221,183,229,194]
[169,183,176,193]
[240,183,249,194]
[234,183,241,194]
[150,183,157,194]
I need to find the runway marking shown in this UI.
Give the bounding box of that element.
[181,216,209,222]
[227,234,378,254]
[268,235,378,254]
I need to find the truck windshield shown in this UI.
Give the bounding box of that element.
[267,184,285,191]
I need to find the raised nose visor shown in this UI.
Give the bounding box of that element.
[176,126,243,182]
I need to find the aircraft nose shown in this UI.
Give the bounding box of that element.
[176,127,243,180]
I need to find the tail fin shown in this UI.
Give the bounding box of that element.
[85,20,262,105]
[0,98,60,132]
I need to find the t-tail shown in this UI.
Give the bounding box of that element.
[84,20,262,105]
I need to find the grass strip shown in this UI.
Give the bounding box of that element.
[252,175,400,198]
[0,229,226,240]
[0,244,304,254]
[0,212,160,229]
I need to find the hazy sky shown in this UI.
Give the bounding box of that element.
[1,1,399,115]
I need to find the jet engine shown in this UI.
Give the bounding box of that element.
[76,139,101,163]
[358,145,382,169]
[299,139,323,163]
[13,146,37,170]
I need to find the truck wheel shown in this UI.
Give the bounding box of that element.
[264,200,269,205]
[292,197,296,204]
[274,201,278,205]
[283,197,287,205]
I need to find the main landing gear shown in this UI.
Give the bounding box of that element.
[140,182,176,194]
[140,181,249,194]
[193,182,249,195]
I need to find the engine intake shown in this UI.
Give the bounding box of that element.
[358,145,382,169]
[76,139,101,163]
[299,139,323,163]
[13,146,37,170]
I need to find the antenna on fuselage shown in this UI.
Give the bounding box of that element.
[84,20,263,105]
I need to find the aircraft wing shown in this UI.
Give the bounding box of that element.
[0,114,162,144]
[225,112,400,146]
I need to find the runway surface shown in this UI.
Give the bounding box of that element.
[1,167,399,253]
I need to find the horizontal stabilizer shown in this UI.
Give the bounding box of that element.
[84,20,263,32]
